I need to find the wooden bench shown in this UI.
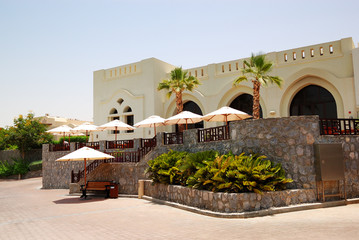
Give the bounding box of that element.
[80,181,114,199]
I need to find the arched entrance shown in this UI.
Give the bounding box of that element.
[175,101,204,131]
[290,85,337,119]
[229,94,262,118]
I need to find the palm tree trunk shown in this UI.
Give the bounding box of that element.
[175,91,183,114]
[252,80,261,119]
[175,91,184,132]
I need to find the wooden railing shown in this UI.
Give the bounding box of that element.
[106,151,139,163]
[106,140,134,149]
[198,125,230,142]
[75,142,100,150]
[164,132,183,145]
[49,144,70,152]
[141,137,157,148]
[71,137,157,183]
[320,118,359,135]
[71,158,114,183]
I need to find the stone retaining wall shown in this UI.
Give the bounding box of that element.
[42,116,359,198]
[0,149,42,163]
[143,180,316,213]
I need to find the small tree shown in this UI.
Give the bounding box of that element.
[233,54,283,119]
[7,113,53,158]
[158,67,200,131]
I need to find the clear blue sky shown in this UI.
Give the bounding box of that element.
[1,0,358,128]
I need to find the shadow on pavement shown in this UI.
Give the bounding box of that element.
[53,196,107,204]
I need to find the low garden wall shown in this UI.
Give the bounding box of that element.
[42,116,359,199]
[0,149,42,164]
[142,180,316,213]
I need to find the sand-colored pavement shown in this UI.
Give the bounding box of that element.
[1,177,359,240]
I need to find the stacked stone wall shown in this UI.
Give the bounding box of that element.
[0,149,42,164]
[42,116,359,198]
[143,180,316,213]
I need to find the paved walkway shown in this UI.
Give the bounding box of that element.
[1,177,359,240]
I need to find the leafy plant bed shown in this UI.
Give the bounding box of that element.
[146,150,292,194]
[142,180,316,213]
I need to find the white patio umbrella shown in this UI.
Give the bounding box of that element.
[56,147,114,186]
[46,125,73,144]
[71,122,100,142]
[98,119,135,141]
[202,106,252,133]
[134,115,165,136]
[165,111,203,130]
[202,106,252,124]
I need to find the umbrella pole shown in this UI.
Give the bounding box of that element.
[225,115,229,136]
[115,126,117,142]
[154,125,157,136]
[84,158,87,184]
[186,120,188,130]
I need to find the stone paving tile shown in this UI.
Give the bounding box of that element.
[1,177,359,240]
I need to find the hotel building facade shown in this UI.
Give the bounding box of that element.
[93,37,359,140]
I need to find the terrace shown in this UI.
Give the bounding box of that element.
[42,116,359,201]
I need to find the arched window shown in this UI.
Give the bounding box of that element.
[229,94,262,118]
[123,106,132,113]
[109,108,118,114]
[123,106,134,133]
[290,85,337,119]
[109,109,119,134]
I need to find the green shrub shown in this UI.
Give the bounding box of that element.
[53,136,88,144]
[0,158,30,176]
[29,160,42,171]
[180,150,218,184]
[12,158,30,175]
[189,153,292,194]
[0,160,15,176]
[146,150,188,185]
[146,151,292,194]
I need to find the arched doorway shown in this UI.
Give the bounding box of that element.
[175,101,204,131]
[229,94,262,118]
[290,85,337,119]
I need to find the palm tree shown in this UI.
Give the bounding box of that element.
[233,54,283,119]
[158,67,200,114]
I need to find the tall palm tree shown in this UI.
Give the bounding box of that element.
[233,54,283,119]
[158,67,200,114]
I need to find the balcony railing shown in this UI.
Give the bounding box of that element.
[198,125,230,142]
[107,151,140,163]
[141,137,157,148]
[49,144,70,152]
[75,142,100,150]
[164,132,183,145]
[106,140,134,149]
[320,118,359,135]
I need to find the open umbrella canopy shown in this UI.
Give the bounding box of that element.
[98,119,135,131]
[165,111,203,125]
[71,122,100,142]
[56,147,114,162]
[134,115,165,135]
[56,147,114,187]
[98,119,135,141]
[165,111,203,130]
[71,122,99,133]
[46,125,72,134]
[202,106,252,122]
[46,125,73,144]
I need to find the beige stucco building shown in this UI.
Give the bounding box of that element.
[93,37,359,140]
